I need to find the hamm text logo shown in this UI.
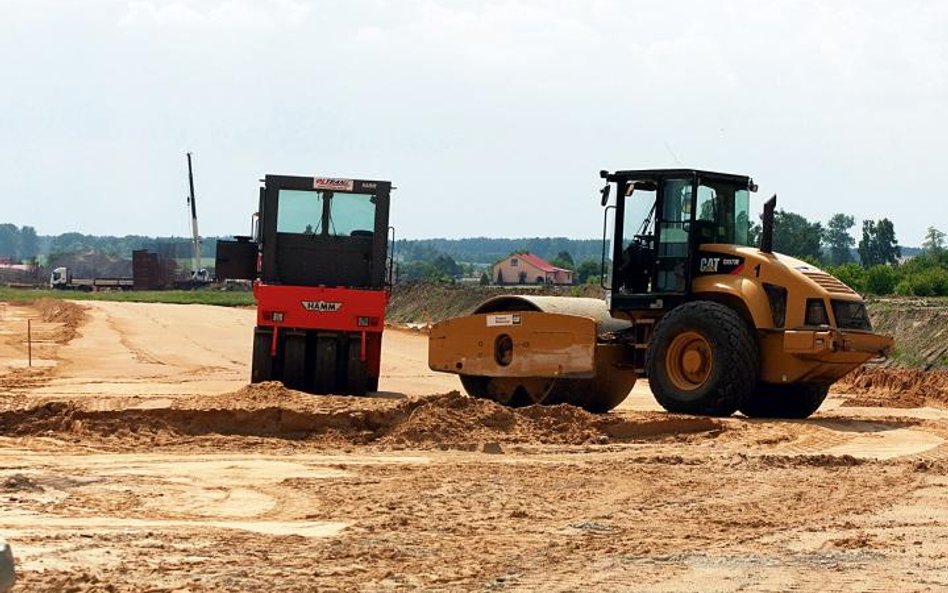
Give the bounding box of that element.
[301,301,343,313]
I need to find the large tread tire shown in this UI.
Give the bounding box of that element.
[740,383,830,419]
[646,301,758,417]
[345,335,368,396]
[251,327,273,383]
[314,334,339,395]
[366,376,380,393]
[282,331,307,390]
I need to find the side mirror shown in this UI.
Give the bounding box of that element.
[600,184,611,206]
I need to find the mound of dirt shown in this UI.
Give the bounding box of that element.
[0,386,724,450]
[1,473,42,492]
[867,297,948,369]
[0,368,52,393]
[836,367,948,408]
[381,391,612,446]
[753,453,866,468]
[33,298,87,343]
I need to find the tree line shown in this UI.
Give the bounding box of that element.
[0,224,40,261]
[395,237,604,266]
[825,226,947,296]
[770,210,947,296]
[395,213,946,295]
[0,225,219,263]
[3,217,944,296]
[771,210,903,267]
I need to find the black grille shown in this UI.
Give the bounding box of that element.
[831,300,873,331]
[763,283,787,328]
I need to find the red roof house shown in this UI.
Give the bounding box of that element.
[492,253,574,285]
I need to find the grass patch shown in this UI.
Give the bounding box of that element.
[0,288,255,307]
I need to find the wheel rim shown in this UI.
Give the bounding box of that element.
[665,331,713,391]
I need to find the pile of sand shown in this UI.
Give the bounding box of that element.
[0,385,723,450]
[0,368,52,393]
[34,298,88,343]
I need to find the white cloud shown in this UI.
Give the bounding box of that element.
[119,0,313,29]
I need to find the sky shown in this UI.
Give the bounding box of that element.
[1,0,946,245]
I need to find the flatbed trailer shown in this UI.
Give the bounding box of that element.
[49,267,134,291]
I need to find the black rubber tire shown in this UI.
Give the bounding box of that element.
[250,327,273,383]
[345,335,367,396]
[646,301,759,417]
[314,334,339,394]
[282,331,307,390]
[739,383,830,419]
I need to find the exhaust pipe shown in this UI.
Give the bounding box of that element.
[760,194,777,254]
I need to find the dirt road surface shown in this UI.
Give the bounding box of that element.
[2,300,948,592]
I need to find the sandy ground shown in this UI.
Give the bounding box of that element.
[1,300,948,592]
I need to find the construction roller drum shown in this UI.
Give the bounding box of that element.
[428,296,637,412]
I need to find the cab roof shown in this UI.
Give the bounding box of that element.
[601,168,755,189]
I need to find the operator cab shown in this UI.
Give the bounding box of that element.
[601,169,757,312]
[216,175,392,288]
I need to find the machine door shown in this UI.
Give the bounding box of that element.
[654,178,694,293]
[215,238,258,281]
[610,174,696,313]
[615,181,656,294]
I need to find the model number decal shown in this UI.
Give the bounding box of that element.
[314,178,354,191]
[301,300,343,312]
[486,314,521,327]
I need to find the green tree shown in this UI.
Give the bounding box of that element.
[18,225,39,260]
[865,265,898,295]
[430,254,461,280]
[0,224,18,260]
[858,219,901,267]
[746,217,761,247]
[576,259,602,284]
[823,213,855,265]
[773,210,823,262]
[895,268,948,296]
[826,262,867,293]
[551,250,574,270]
[922,226,946,257]
[479,271,490,286]
[49,232,94,254]
[399,261,433,282]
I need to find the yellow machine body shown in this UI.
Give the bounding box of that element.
[429,296,638,412]
[427,167,893,417]
[428,246,892,414]
[683,245,893,385]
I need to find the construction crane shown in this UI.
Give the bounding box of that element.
[186,152,209,283]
